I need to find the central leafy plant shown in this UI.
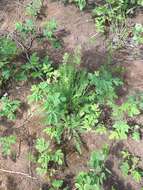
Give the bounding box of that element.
[29,51,100,152]
[29,51,123,153]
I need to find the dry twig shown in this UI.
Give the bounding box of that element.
[0,168,37,180]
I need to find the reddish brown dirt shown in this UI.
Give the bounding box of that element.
[0,0,143,190]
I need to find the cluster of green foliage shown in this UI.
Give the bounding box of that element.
[88,65,123,104]
[15,18,60,49]
[15,1,60,49]
[0,37,18,87]
[132,23,143,45]
[16,53,53,81]
[0,135,16,156]
[120,150,143,182]
[75,145,110,190]
[50,179,64,190]
[0,97,20,120]
[91,0,143,49]
[15,19,36,40]
[93,0,142,33]
[109,94,143,141]
[0,36,54,83]
[26,0,43,17]
[74,0,86,10]
[43,19,61,48]
[35,138,63,175]
[1,21,59,85]
[29,51,122,153]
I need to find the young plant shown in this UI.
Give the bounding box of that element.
[93,0,141,34]
[35,138,63,176]
[0,97,20,120]
[26,0,43,17]
[88,65,123,104]
[29,51,101,153]
[120,150,143,182]
[50,179,63,190]
[74,0,86,10]
[0,135,16,156]
[75,145,110,190]
[109,95,141,140]
[0,37,18,87]
[16,53,53,81]
[132,23,143,45]
[15,19,36,40]
[43,19,61,48]
[92,0,126,33]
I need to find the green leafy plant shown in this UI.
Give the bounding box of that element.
[132,23,143,45]
[75,145,110,190]
[93,0,141,34]
[109,121,130,140]
[0,37,18,87]
[120,150,143,182]
[50,179,63,190]
[88,65,123,104]
[0,135,16,156]
[29,51,102,153]
[26,0,43,17]
[92,0,126,33]
[74,0,86,10]
[43,19,61,48]
[16,53,53,81]
[15,18,61,49]
[35,138,63,175]
[0,97,20,120]
[15,19,36,40]
[92,0,142,49]
[109,95,141,140]
[43,19,57,39]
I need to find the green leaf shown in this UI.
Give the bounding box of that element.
[52,180,63,189]
[120,162,130,177]
[35,138,49,153]
[132,131,140,141]
[131,170,142,182]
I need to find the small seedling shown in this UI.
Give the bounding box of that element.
[0,135,16,156]
[74,0,86,10]
[120,150,143,182]
[15,19,36,39]
[0,37,18,87]
[43,19,61,48]
[50,179,63,190]
[35,138,63,175]
[132,23,143,45]
[16,53,53,81]
[26,0,43,17]
[75,145,110,190]
[109,95,141,140]
[0,96,20,120]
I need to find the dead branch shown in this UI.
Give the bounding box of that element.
[0,168,37,180]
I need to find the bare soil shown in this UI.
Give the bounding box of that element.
[0,0,143,190]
